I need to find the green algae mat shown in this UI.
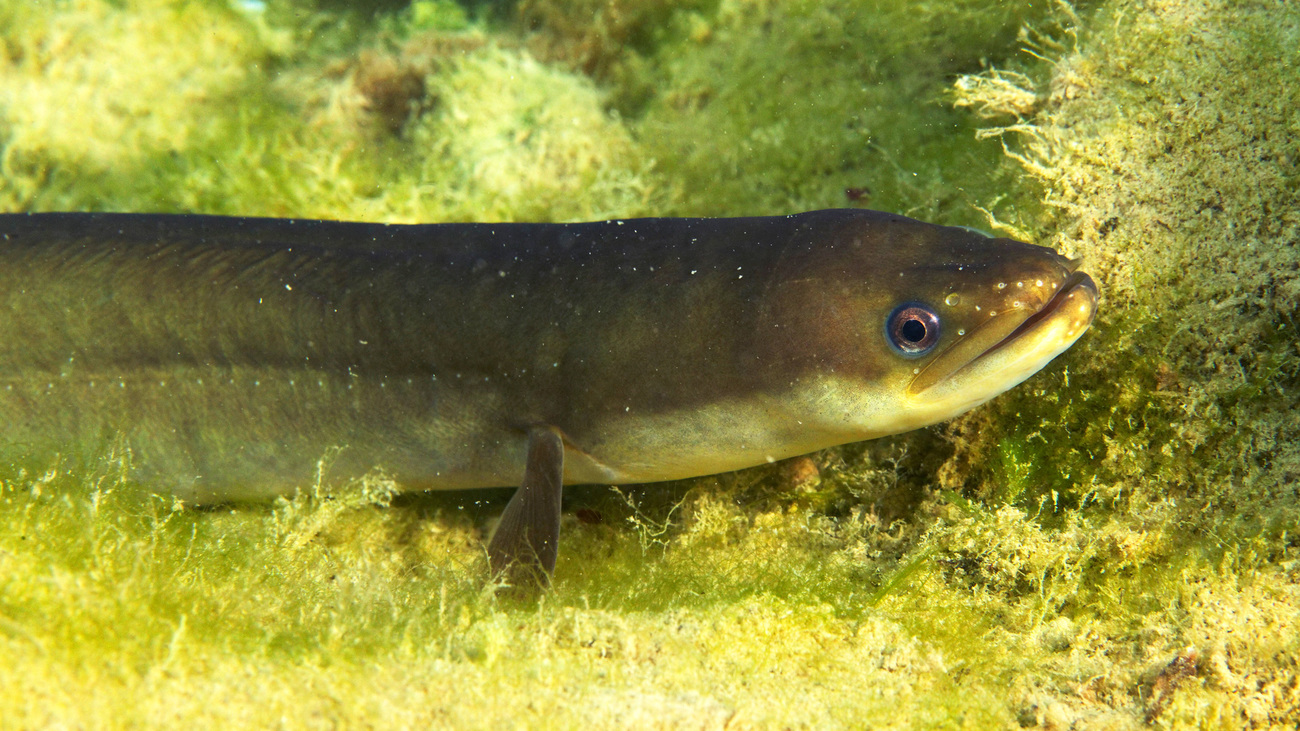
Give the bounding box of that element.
[1,0,1297,727]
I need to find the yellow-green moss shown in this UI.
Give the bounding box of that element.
[1,0,1298,728]
[941,0,1300,724]
[396,46,668,221]
[631,0,1057,222]
[0,0,266,211]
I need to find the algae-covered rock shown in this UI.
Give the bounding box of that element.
[945,0,1300,725]
[0,0,267,210]
[632,0,1057,220]
[401,46,665,221]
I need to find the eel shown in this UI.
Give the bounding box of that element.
[0,209,1097,578]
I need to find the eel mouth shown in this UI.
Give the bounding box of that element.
[907,269,1098,397]
[981,271,1098,359]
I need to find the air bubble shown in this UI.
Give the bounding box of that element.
[944,293,960,306]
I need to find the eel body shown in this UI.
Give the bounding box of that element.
[0,209,1097,575]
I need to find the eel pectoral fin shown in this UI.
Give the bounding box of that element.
[487,425,565,581]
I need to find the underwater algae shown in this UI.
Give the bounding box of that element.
[0,0,1298,728]
[947,0,1300,725]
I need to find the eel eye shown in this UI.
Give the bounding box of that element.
[886,304,941,356]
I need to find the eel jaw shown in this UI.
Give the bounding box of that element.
[981,271,1098,359]
[908,271,1098,416]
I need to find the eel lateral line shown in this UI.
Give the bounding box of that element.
[0,209,1097,577]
